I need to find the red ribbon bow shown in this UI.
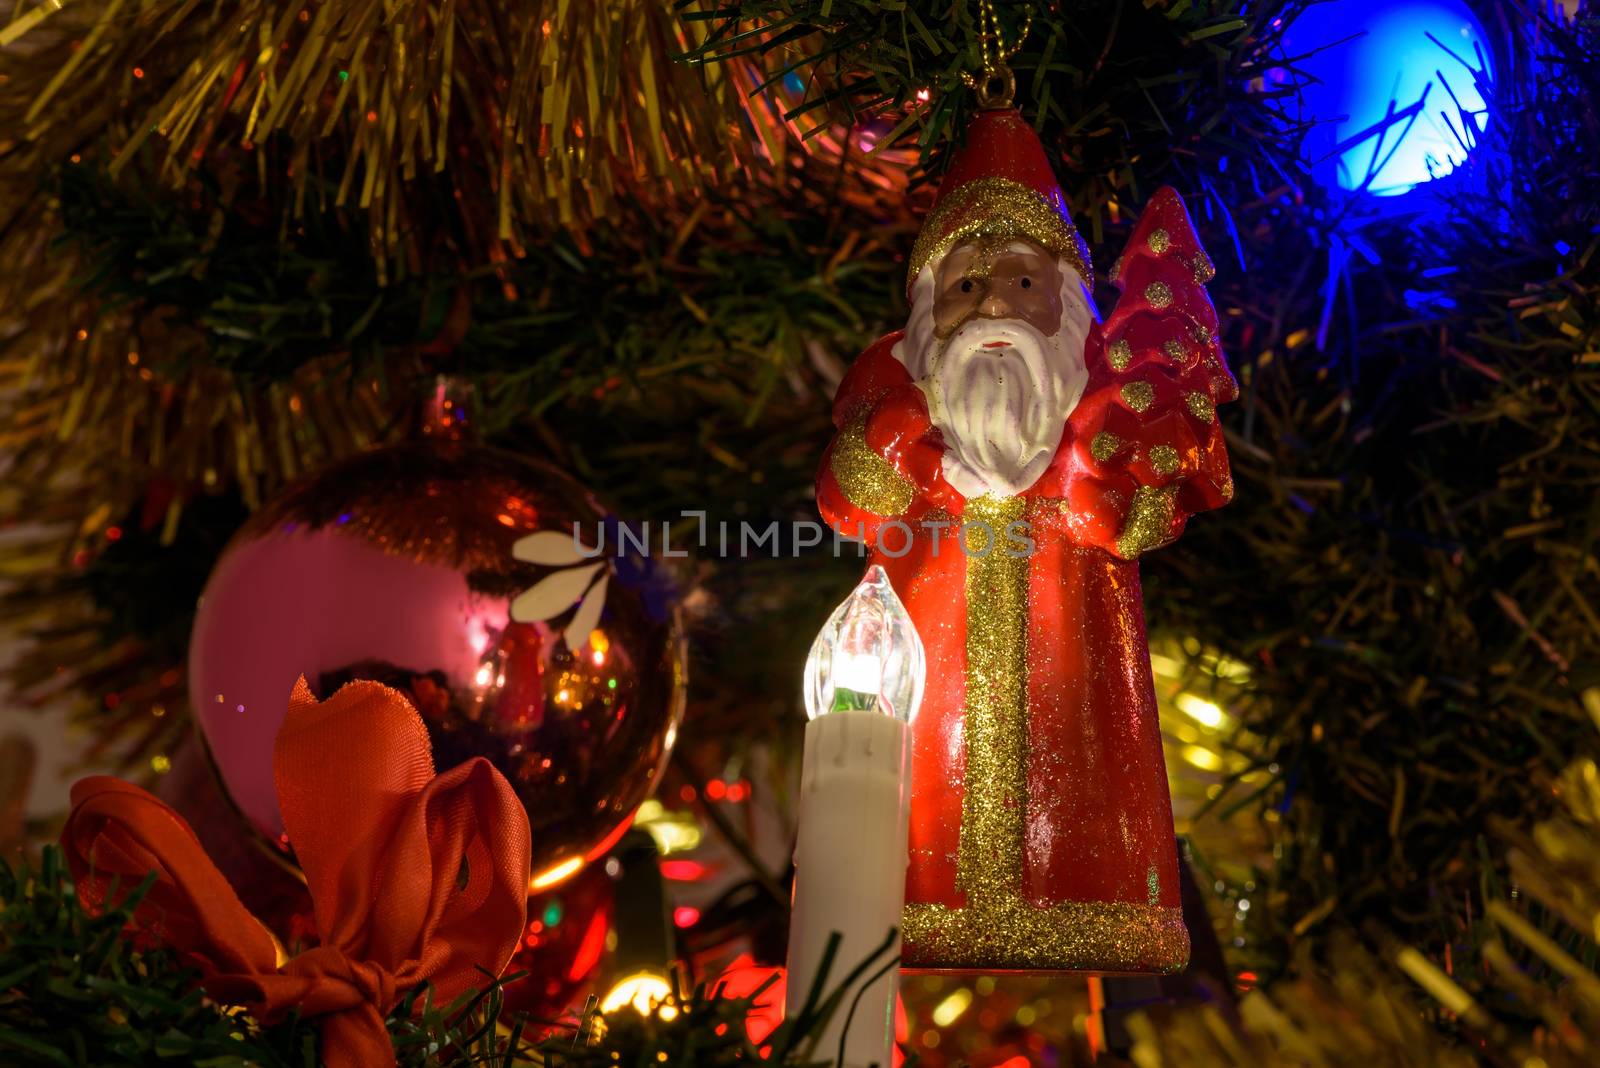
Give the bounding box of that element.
[62,678,532,1068]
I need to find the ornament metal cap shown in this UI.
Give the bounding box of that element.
[907,108,1092,294]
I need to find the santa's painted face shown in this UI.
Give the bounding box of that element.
[932,239,1065,340]
[898,238,1097,499]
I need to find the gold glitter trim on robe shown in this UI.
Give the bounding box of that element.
[902,495,1190,973]
[1148,445,1180,477]
[1147,228,1171,254]
[1221,476,1235,501]
[830,410,914,516]
[1114,485,1178,560]
[909,178,1093,287]
[1120,381,1155,413]
[1106,339,1133,372]
[1144,281,1173,309]
[1193,254,1216,282]
[902,899,1189,973]
[1090,432,1124,463]
[955,494,1030,906]
[1185,391,1215,422]
[1192,324,1213,343]
[900,494,1192,973]
[1162,339,1184,361]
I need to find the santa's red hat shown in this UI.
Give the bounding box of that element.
[908,108,1091,293]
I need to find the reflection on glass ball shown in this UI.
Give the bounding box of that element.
[190,442,686,889]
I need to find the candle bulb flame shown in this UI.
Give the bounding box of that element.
[790,567,916,1063]
[804,565,925,723]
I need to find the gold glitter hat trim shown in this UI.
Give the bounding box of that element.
[909,177,1092,289]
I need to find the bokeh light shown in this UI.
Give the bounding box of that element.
[600,971,677,1021]
[1288,1,1494,195]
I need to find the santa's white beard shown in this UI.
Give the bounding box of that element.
[899,271,1094,500]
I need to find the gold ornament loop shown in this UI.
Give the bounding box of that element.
[975,66,1016,110]
[960,0,1031,110]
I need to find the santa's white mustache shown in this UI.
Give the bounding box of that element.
[927,318,1070,487]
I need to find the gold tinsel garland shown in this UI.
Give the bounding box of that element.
[0,0,796,262]
[0,333,405,777]
[0,0,872,550]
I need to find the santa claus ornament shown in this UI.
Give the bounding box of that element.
[816,96,1236,970]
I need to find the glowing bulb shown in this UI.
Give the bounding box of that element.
[633,799,703,855]
[1210,655,1251,683]
[803,565,925,723]
[1175,693,1227,729]
[1148,653,1184,678]
[647,819,702,855]
[601,971,678,1020]
[1287,0,1494,195]
[636,799,664,821]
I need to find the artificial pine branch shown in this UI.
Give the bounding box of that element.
[1133,695,1600,1067]
[0,0,1596,1011]
[0,848,895,1066]
[683,1,1306,239]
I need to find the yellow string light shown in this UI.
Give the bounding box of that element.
[600,971,678,1021]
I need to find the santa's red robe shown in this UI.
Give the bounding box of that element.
[816,188,1235,973]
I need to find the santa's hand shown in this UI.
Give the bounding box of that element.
[819,384,960,533]
[863,383,953,500]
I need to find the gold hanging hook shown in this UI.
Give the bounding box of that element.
[960,0,1033,110]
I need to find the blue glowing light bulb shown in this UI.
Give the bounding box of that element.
[1289,0,1495,196]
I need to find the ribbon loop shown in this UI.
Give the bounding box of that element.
[61,678,532,1068]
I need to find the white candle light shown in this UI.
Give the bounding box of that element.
[788,565,924,1067]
